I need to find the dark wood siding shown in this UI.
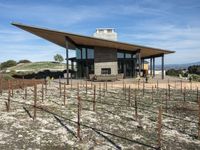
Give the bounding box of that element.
[94,46,117,63]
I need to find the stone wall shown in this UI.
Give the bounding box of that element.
[94,46,118,75]
[94,62,118,75]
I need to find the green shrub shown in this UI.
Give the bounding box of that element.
[0,60,17,69]
[166,69,183,77]
[191,74,200,82]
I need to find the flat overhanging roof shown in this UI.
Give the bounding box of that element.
[12,22,175,58]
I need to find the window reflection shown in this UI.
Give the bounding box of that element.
[76,48,81,59]
[117,52,124,58]
[87,48,94,59]
[82,48,86,59]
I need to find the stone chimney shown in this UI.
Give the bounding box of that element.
[93,28,117,41]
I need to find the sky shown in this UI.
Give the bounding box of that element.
[0,0,200,64]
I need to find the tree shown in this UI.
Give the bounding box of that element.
[54,54,64,63]
[188,65,200,75]
[18,59,31,64]
[0,60,17,70]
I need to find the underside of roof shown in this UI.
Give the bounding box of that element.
[12,23,175,58]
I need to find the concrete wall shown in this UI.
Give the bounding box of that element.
[94,46,118,75]
[94,62,118,75]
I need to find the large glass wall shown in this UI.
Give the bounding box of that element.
[76,47,94,78]
[117,50,137,78]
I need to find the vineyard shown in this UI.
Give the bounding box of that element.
[0,78,200,149]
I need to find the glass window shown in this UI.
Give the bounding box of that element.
[87,48,94,59]
[76,48,81,59]
[117,52,124,58]
[82,48,86,59]
[132,54,136,58]
[125,53,131,58]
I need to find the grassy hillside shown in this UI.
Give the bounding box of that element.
[7,61,66,72]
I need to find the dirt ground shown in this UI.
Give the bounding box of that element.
[0,76,200,150]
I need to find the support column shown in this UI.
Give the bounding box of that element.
[150,58,153,76]
[139,52,141,77]
[65,37,69,85]
[136,50,141,77]
[71,60,74,79]
[161,54,164,80]
[153,57,155,78]
[71,60,74,71]
[123,53,126,78]
[86,49,89,79]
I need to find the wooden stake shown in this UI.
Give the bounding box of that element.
[165,88,168,113]
[59,78,61,97]
[11,80,14,97]
[128,85,131,106]
[7,80,11,112]
[198,97,200,139]
[143,81,145,96]
[99,83,101,102]
[181,80,183,93]
[104,82,106,97]
[197,87,199,102]
[77,83,79,97]
[135,89,138,120]
[45,79,47,95]
[168,84,171,101]
[124,84,127,100]
[157,106,162,149]
[33,83,37,120]
[41,83,44,102]
[24,85,27,100]
[175,80,176,90]
[106,81,107,91]
[93,85,96,111]
[86,79,87,95]
[123,79,125,92]
[137,80,140,90]
[64,83,66,105]
[77,96,81,140]
[70,76,72,90]
[183,87,186,102]
[0,76,2,95]
[151,86,154,102]
[157,80,159,91]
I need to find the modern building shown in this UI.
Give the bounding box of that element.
[12,23,175,84]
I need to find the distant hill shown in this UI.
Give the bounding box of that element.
[156,61,200,70]
[6,61,67,73]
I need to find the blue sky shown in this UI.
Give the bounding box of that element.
[0,0,200,64]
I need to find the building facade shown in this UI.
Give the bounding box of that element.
[12,23,175,84]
